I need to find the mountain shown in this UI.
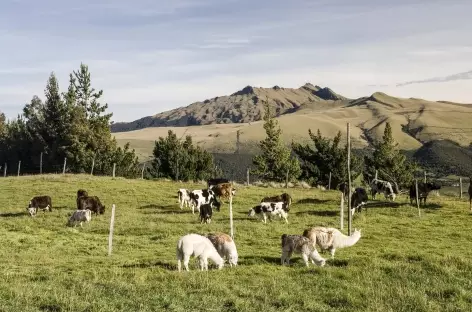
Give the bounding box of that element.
[110,83,348,132]
[113,85,472,161]
[413,140,472,177]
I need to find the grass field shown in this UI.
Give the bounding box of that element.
[1,175,472,311]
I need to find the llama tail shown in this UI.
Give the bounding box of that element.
[281,234,288,247]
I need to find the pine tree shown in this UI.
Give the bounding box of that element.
[252,101,301,182]
[0,64,140,177]
[364,122,416,188]
[0,111,5,136]
[150,130,216,181]
[292,129,363,187]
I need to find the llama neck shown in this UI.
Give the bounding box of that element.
[208,250,223,266]
[333,232,360,249]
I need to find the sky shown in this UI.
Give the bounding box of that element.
[1,0,472,123]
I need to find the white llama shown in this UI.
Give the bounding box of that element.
[176,233,224,272]
[302,227,361,259]
[281,234,326,267]
[206,232,238,267]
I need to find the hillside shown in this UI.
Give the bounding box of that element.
[110,83,347,132]
[114,90,472,160]
[413,140,472,177]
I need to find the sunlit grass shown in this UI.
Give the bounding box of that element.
[0,174,471,311]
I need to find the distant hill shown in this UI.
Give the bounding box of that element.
[110,83,347,132]
[114,86,472,160]
[413,140,472,177]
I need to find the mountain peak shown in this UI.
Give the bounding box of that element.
[314,87,347,101]
[300,82,320,92]
[231,85,255,96]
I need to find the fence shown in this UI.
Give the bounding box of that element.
[0,157,148,180]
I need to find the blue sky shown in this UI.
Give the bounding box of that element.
[1,0,471,122]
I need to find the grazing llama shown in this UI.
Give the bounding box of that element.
[303,227,361,259]
[281,234,326,267]
[67,209,92,227]
[206,232,238,267]
[176,234,224,272]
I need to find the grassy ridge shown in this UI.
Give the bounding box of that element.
[0,175,472,311]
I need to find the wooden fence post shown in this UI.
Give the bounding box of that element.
[460,178,463,199]
[285,169,289,189]
[91,156,95,176]
[112,163,116,178]
[141,163,146,179]
[17,161,21,177]
[40,152,43,175]
[3,163,6,177]
[108,204,116,256]
[246,167,250,186]
[340,192,344,230]
[63,158,67,174]
[229,194,234,240]
[347,123,352,235]
[328,172,332,190]
[415,179,421,217]
[424,171,427,183]
[375,170,378,180]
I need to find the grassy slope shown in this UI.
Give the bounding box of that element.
[1,175,472,311]
[114,94,472,160]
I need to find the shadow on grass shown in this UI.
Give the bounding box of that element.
[329,259,349,267]
[121,260,175,270]
[412,203,442,209]
[0,212,28,218]
[296,198,331,205]
[139,204,189,214]
[364,202,409,209]
[239,255,280,265]
[295,210,338,217]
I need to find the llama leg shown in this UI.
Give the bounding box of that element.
[177,259,182,272]
[183,254,190,271]
[286,252,292,265]
[329,247,336,259]
[199,258,205,271]
[309,249,326,267]
[281,251,287,265]
[302,253,310,267]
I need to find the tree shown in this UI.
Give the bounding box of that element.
[364,122,416,188]
[150,130,217,181]
[0,111,5,136]
[252,102,301,182]
[0,64,140,177]
[292,129,363,187]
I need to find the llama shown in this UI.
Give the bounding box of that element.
[280,234,326,267]
[302,227,361,259]
[67,209,92,227]
[206,232,238,267]
[176,233,224,272]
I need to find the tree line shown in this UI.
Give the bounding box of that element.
[149,100,416,188]
[0,64,140,177]
[0,65,416,186]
